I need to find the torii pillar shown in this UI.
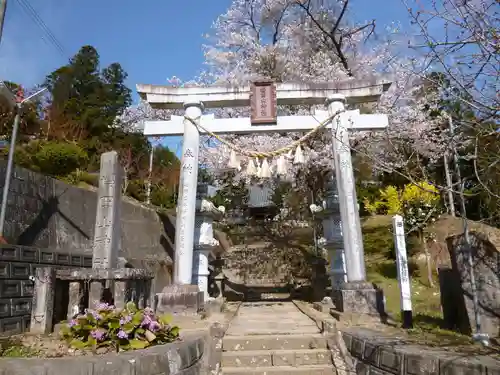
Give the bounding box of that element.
[137,79,390,315]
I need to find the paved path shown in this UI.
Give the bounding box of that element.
[226,302,320,336]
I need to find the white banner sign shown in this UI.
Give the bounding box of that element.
[392,215,412,312]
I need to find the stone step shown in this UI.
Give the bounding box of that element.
[222,365,336,375]
[222,349,333,367]
[223,334,327,351]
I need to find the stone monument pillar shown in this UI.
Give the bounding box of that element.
[92,151,122,269]
[89,151,123,308]
[193,184,225,302]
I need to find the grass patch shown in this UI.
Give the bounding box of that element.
[365,252,473,346]
[0,338,40,358]
[362,216,475,346]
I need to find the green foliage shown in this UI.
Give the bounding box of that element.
[363,185,401,215]
[33,142,88,176]
[44,46,131,138]
[151,185,177,208]
[401,182,442,236]
[60,302,179,353]
[363,182,442,233]
[362,219,394,256]
[0,339,40,358]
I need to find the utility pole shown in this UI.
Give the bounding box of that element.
[0,0,7,46]
[0,85,48,237]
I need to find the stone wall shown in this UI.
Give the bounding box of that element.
[0,333,210,375]
[0,244,93,334]
[441,232,500,337]
[341,327,500,375]
[0,163,173,293]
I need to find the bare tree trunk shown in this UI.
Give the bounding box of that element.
[421,233,434,287]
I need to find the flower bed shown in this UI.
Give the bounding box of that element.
[60,302,180,353]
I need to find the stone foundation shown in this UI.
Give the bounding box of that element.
[155,284,204,315]
[331,282,384,316]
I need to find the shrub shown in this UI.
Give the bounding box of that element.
[363,185,401,215]
[401,182,441,235]
[60,302,180,352]
[33,142,88,177]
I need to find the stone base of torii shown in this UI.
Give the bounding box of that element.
[137,79,391,317]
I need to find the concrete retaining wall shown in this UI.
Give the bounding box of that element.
[0,334,211,375]
[0,245,92,335]
[0,163,173,293]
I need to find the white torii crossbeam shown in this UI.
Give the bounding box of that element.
[137,79,391,288]
[143,110,388,136]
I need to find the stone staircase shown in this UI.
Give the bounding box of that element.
[221,302,336,375]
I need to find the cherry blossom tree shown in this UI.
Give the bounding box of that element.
[199,0,443,192]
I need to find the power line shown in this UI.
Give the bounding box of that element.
[14,0,66,57]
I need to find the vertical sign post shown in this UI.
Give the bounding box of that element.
[392,215,413,328]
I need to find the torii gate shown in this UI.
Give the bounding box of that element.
[137,79,391,312]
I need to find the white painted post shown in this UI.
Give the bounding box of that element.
[326,94,366,282]
[392,215,413,328]
[193,248,210,301]
[192,191,225,301]
[174,101,203,284]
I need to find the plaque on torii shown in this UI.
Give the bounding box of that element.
[250,80,277,125]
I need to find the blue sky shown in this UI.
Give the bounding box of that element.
[0,0,415,155]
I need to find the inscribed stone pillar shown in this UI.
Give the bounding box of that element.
[174,102,203,285]
[30,267,56,334]
[327,95,383,316]
[92,151,122,269]
[327,95,366,282]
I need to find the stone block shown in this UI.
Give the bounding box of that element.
[0,246,20,261]
[350,336,365,359]
[445,232,500,337]
[30,267,56,334]
[38,357,94,375]
[403,350,439,375]
[331,281,385,316]
[378,346,402,374]
[440,356,484,375]
[91,355,135,375]
[0,298,11,317]
[55,252,71,265]
[83,256,93,267]
[20,247,38,263]
[223,334,327,351]
[0,261,10,278]
[39,250,56,264]
[0,280,22,298]
[11,297,31,316]
[70,255,83,267]
[363,342,380,366]
[21,280,33,297]
[0,316,23,334]
[10,262,30,278]
[223,351,273,367]
[155,284,204,315]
